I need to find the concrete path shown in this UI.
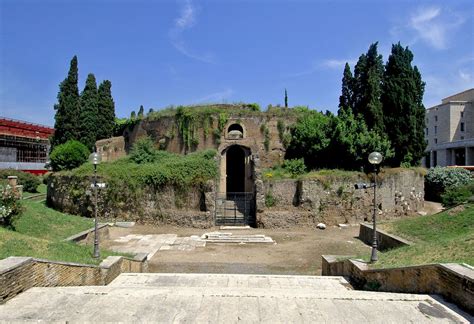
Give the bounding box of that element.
[0,273,471,323]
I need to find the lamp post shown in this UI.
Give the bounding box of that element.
[89,150,102,258]
[368,151,383,263]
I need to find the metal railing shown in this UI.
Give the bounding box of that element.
[215,192,255,226]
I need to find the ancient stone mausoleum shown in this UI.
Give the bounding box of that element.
[88,104,424,228]
[96,104,298,226]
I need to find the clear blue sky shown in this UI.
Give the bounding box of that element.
[1,0,473,126]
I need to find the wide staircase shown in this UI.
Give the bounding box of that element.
[0,273,470,322]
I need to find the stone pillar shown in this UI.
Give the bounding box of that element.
[7,176,18,187]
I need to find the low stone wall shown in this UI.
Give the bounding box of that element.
[0,255,148,304]
[322,256,474,313]
[358,223,412,251]
[64,224,111,243]
[47,174,214,228]
[260,169,424,227]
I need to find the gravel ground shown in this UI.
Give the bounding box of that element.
[103,225,371,275]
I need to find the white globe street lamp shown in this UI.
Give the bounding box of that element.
[368,151,382,263]
[89,151,102,258]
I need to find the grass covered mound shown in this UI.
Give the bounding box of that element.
[0,200,123,264]
[63,149,218,189]
[375,204,474,268]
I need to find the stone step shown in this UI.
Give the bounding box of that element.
[201,232,274,243]
[108,273,353,290]
[0,277,470,323]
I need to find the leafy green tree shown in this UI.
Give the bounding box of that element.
[49,140,90,171]
[338,63,354,114]
[284,88,288,108]
[330,109,394,170]
[138,105,144,118]
[96,80,115,140]
[130,111,136,119]
[52,56,80,148]
[382,43,426,166]
[148,108,154,115]
[285,111,333,169]
[352,42,384,133]
[78,73,99,150]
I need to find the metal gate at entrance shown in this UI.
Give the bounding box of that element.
[215,192,255,226]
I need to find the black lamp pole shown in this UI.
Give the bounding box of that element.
[370,164,378,262]
[368,151,382,263]
[93,161,99,258]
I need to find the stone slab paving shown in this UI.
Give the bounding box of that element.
[109,234,206,260]
[109,233,275,260]
[0,273,471,323]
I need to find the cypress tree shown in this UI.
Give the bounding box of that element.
[131,111,136,119]
[96,80,116,140]
[284,89,288,108]
[352,42,384,133]
[148,108,154,115]
[78,73,99,150]
[338,63,354,114]
[138,105,144,118]
[52,56,80,148]
[382,43,426,166]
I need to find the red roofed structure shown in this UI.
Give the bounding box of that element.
[0,117,54,175]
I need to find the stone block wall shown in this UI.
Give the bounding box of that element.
[259,169,424,228]
[358,223,412,251]
[321,256,474,313]
[47,174,214,228]
[0,255,148,304]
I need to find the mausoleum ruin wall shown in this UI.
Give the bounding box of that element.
[48,169,423,228]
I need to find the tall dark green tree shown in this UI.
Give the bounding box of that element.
[338,63,354,114]
[284,89,288,108]
[78,73,99,150]
[130,111,136,119]
[382,43,426,166]
[352,42,384,133]
[138,105,144,118]
[96,80,116,140]
[52,56,80,148]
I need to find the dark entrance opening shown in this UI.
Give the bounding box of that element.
[455,148,466,165]
[226,145,245,193]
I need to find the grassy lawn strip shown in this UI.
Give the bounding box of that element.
[373,204,474,268]
[0,200,126,265]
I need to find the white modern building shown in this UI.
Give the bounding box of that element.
[423,89,474,167]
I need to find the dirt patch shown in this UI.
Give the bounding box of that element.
[102,225,371,275]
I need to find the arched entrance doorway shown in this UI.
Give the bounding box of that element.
[226,145,245,193]
[215,145,255,226]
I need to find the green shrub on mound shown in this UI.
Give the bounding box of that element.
[50,140,90,172]
[64,148,218,189]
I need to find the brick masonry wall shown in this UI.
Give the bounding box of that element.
[322,256,474,313]
[0,255,148,304]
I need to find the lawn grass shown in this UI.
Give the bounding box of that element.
[371,204,474,268]
[0,199,125,265]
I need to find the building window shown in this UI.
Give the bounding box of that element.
[426,118,429,124]
[425,128,429,136]
[434,125,437,134]
[461,136,464,140]
[435,115,438,122]
[461,122,465,132]
[434,138,438,144]
[461,111,464,118]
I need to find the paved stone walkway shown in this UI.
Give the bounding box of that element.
[0,273,471,323]
[109,233,275,260]
[109,234,206,259]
